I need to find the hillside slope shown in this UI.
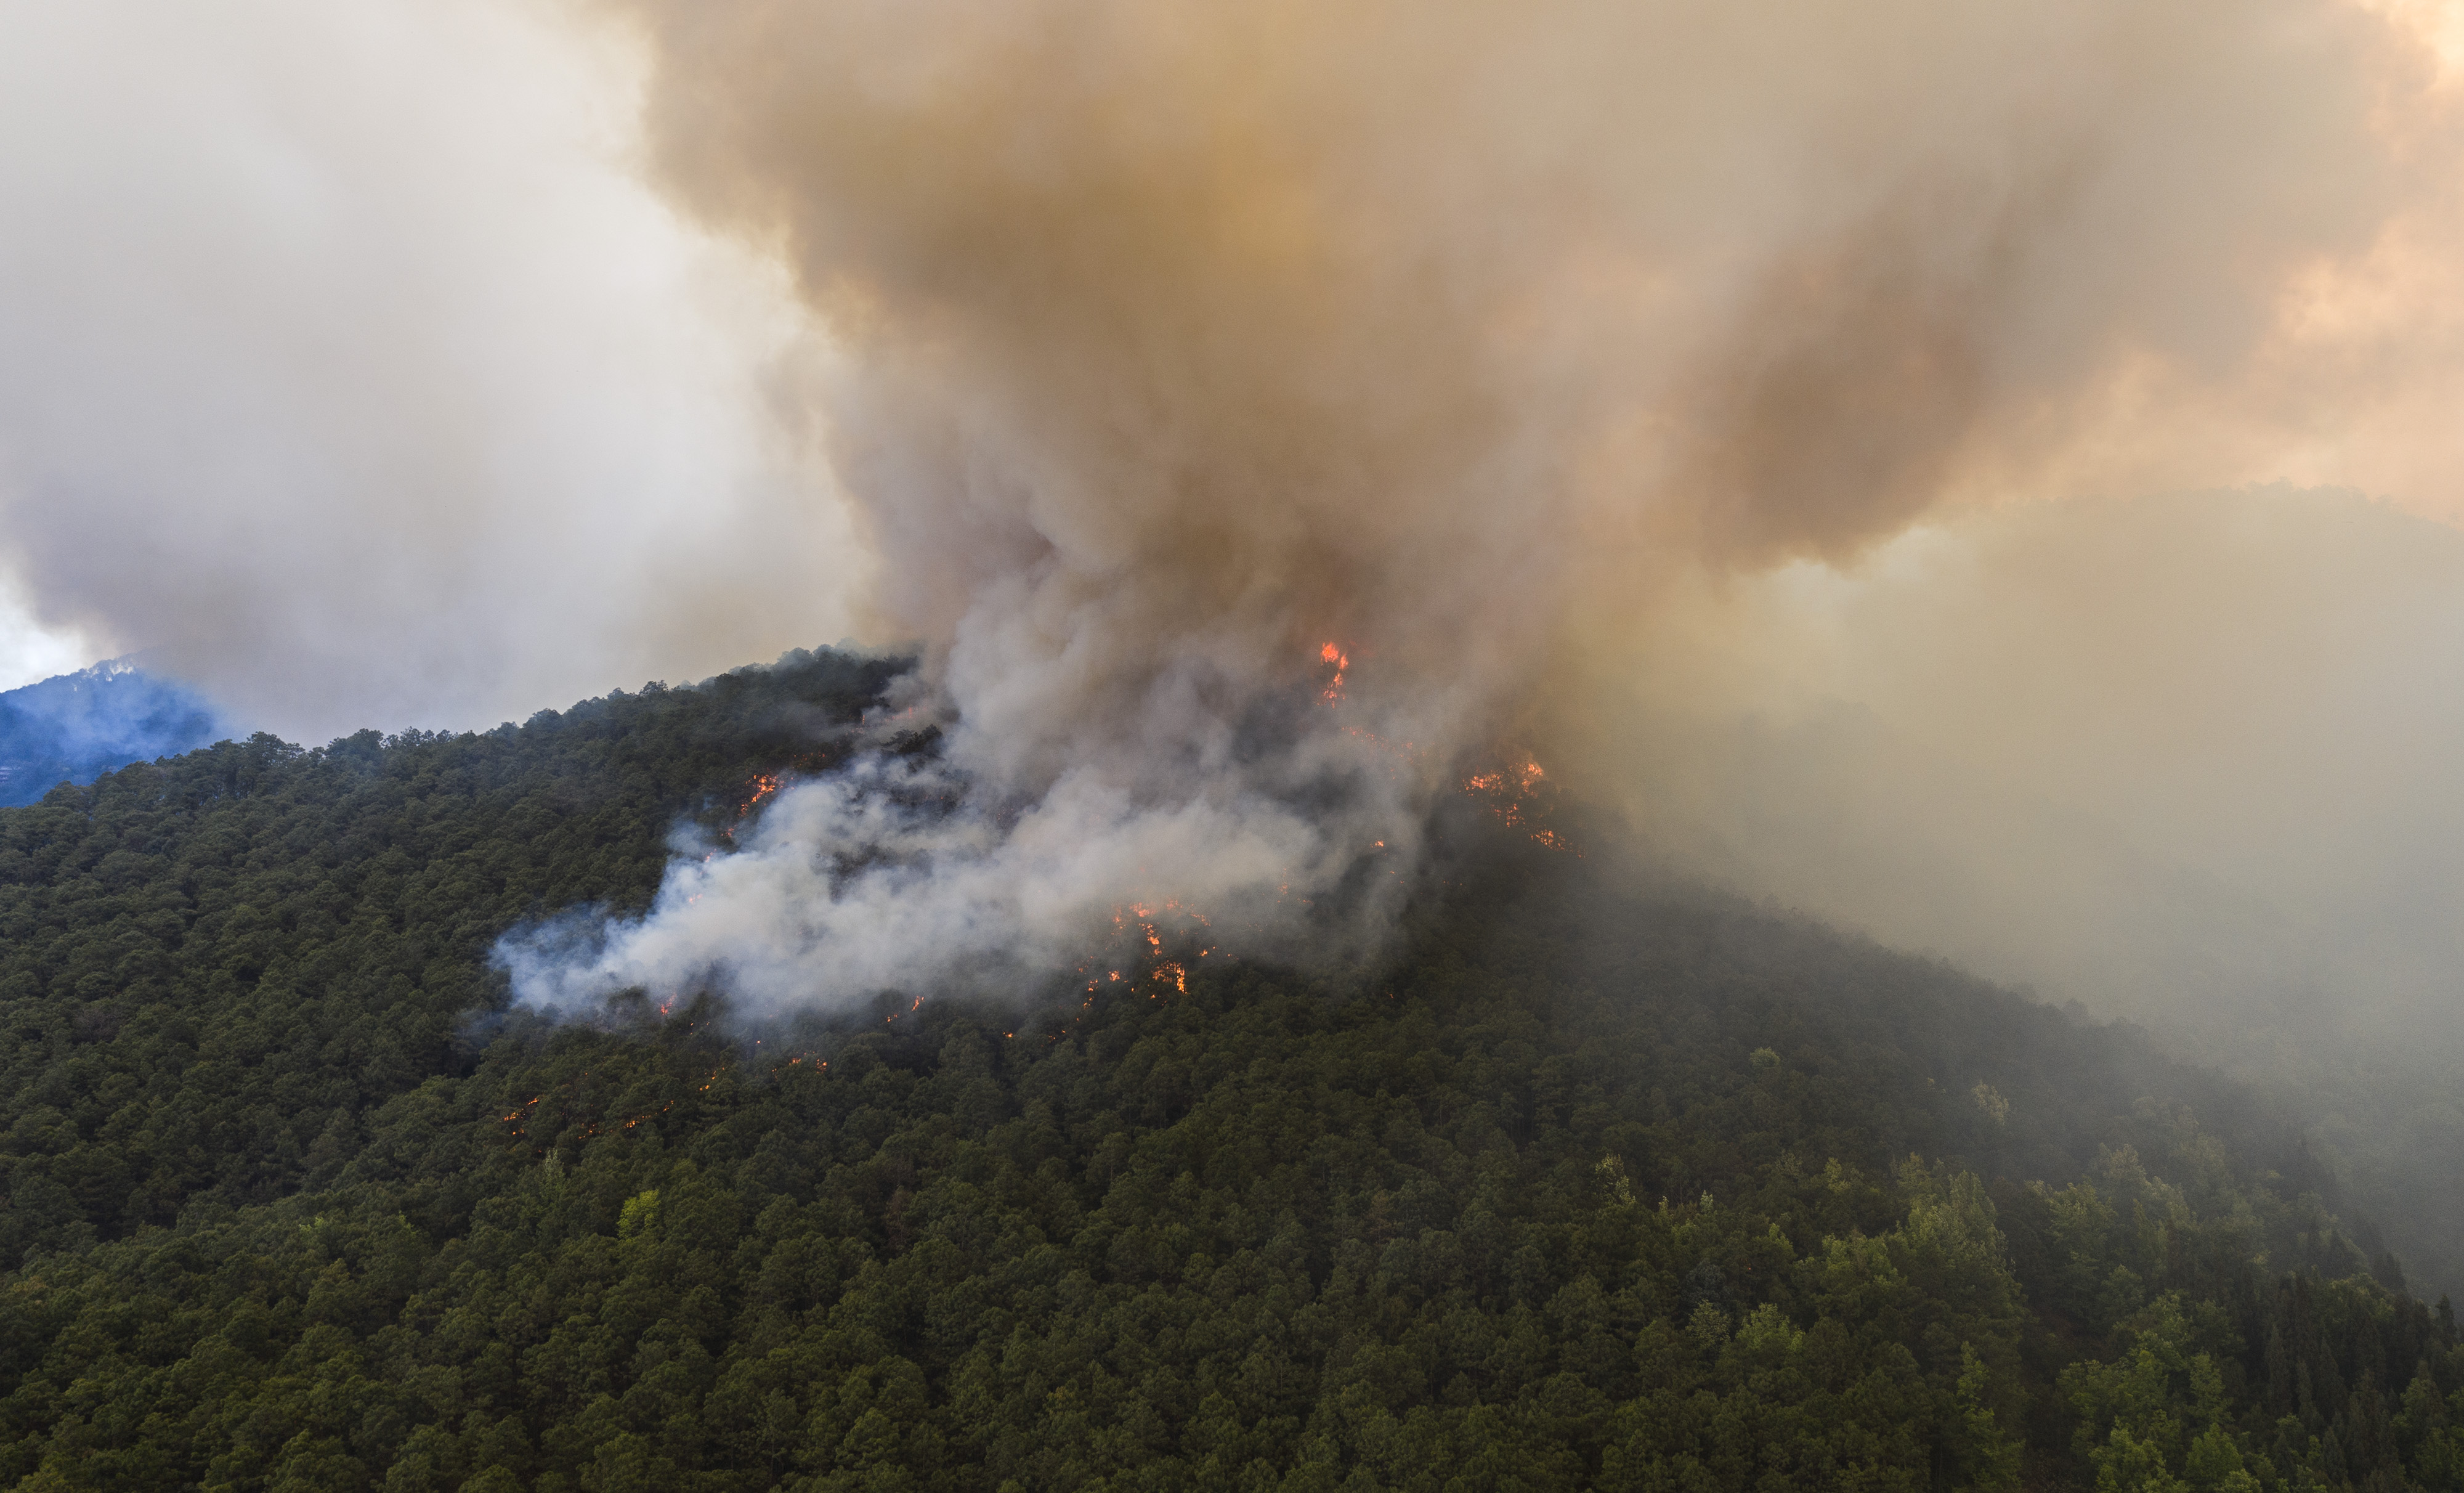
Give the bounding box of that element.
[0,650,2452,1492]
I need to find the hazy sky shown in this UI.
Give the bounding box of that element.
[0,0,864,737]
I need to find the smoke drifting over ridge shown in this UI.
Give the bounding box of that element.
[505,0,2464,1017]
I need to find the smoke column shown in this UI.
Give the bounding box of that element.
[503,0,2464,1017]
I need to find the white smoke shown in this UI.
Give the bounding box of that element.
[498,706,1417,1017]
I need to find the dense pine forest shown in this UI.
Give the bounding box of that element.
[0,649,2456,1491]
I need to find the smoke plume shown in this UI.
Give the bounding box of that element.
[505,0,2464,1016]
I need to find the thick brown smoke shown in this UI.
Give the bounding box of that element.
[609,0,2442,744]
[504,0,2464,1015]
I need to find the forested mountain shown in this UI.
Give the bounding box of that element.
[0,660,224,808]
[0,649,2454,1492]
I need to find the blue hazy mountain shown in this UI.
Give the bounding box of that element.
[0,658,228,807]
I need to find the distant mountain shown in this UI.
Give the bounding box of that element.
[0,657,227,807]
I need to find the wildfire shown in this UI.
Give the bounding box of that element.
[720,771,795,841]
[1056,897,1215,1025]
[1464,759,1546,799]
[1313,645,1438,803]
[1464,757,1574,852]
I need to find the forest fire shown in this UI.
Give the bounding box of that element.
[42,0,2464,1477]
[1464,758,1574,852]
[1464,759,1544,804]
[1311,643,1430,784]
[1055,899,1215,1016]
[718,773,789,842]
[1319,642,1348,702]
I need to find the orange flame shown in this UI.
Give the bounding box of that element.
[1097,897,1211,1006]
[721,773,789,841]
[1463,756,1574,852]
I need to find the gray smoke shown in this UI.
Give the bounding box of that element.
[1578,485,2464,1292]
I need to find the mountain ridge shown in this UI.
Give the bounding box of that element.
[0,647,2451,1491]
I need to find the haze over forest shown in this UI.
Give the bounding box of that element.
[8,0,2464,1294]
